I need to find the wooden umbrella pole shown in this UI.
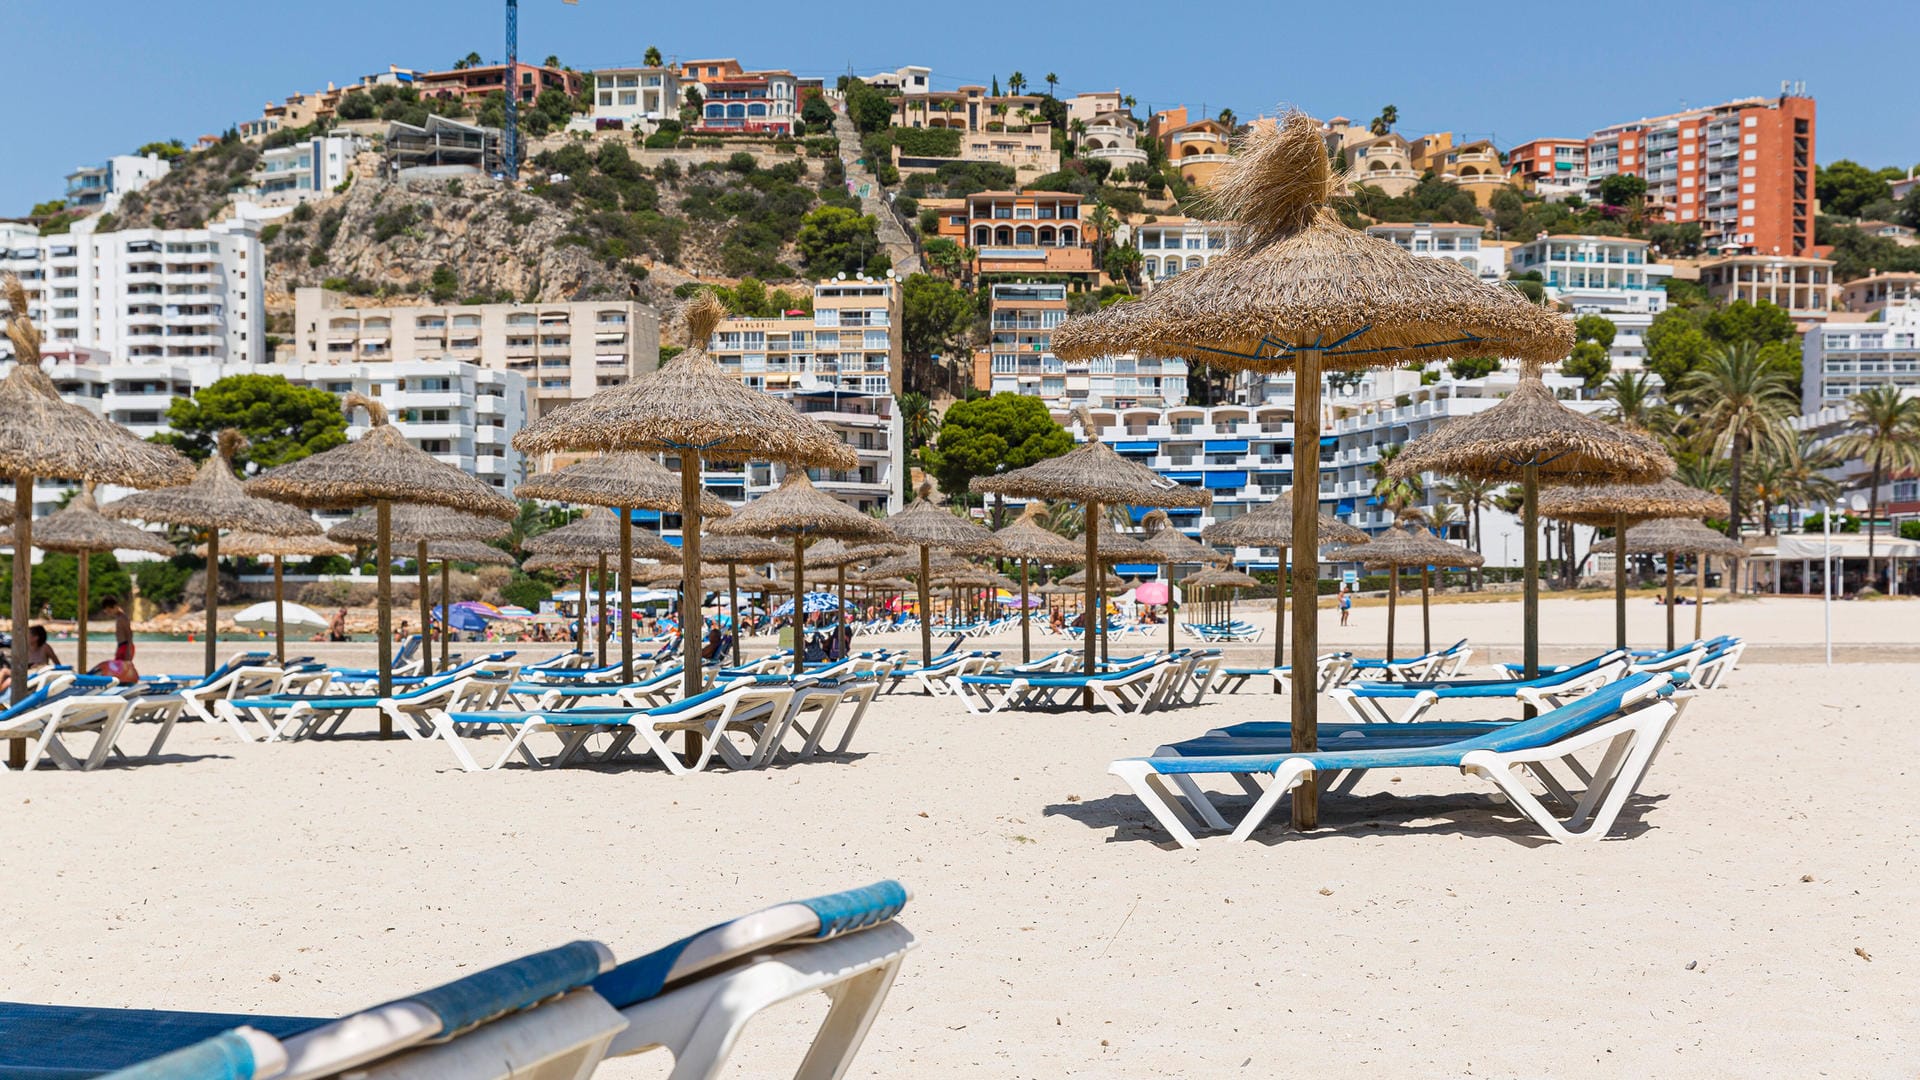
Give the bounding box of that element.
[1665,549,1677,651]
[1289,349,1323,831]
[917,545,932,666]
[620,509,634,682]
[595,552,609,667]
[1082,498,1099,709]
[376,499,393,719]
[274,555,286,664]
[1522,462,1540,682]
[1695,555,1706,640]
[438,558,450,672]
[575,568,586,653]
[76,552,89,672]
[1386,566,1398,663]
[204,528,219,677]
[8,477,27,768]
[679,454,704,701]
[1020,558,1032,664]
[1097,558,1109,665]
[791,534,806,674]
[836,563,848,657]
[1421,566,1432,656]
[1273,544,1287,684]
[729,563,741,668]
[416,540,430,674]
[1166,571,1176,654]
[1614,510,1628,651]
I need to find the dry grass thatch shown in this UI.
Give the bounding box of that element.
[884,482,1003,556]
[698,534,790,565]
[106,430,319,535]
[1387,375,1671,486]
[1538,478,1725,528]
[993,501,1084,564]
[1180,566,1263,589]
[803,537,904,568]
[31,487,174,556]
[1090,519,1158,565]
[522,551,601,573]
[972,440,1211,509]
[1139,509,1228,564]
[1198,490,1368,547]
[244,394,516,518]
[707,471,896,542]
[1588,518,1746,557]
[862,550,970,580]
[328,502,511,545]
[523,507,675,559]
[207,531,352,560]
[1047,115,1572,371]
[511,292,856,470]
[1326,526,1485,569]
[515,452,735,517]
[0,275,197,489]
[426,539,517,567]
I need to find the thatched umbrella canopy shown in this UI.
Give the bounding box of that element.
[1390,371,1671,683]
[993,501,1082,662]
[1590,518,1746,649]
[973,409,1208,687]
[0,498,12,524]
[330,502,512,674]
[513,293,855,700]
[519,508,646,666]
[879,482,1002,664]
[1051,116,1573,828]
[802,537,904,647]
[517,452,733,680]
[33,486,174,671]
[426,539,516,566]
[1,274,195,713]
[709,471,894,671]
[522,550,604,652]
[1176,566,1263,634]
[204,530,352,663]
[694,533,786,665]
[245,394,514,708]
[1328,524,1484,657]
[1142,509,1224,652]
[1200,491,1368,671]
[1539,478,1723,651]
[106,429,319,676]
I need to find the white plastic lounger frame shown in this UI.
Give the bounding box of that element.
[0,693,132,772]
[1329,656,1627,725]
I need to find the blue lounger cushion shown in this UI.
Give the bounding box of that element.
[0,941,608,1078]
[446,684,740,727]
[1144,673,1670,775]
[958,659,1158,687]
[1210,720,1505,740]
[98,1029,275,1080]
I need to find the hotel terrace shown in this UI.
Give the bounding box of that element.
[1147,108,1233,187]
[1839,271,1920,316]
[1694,252,1835,326]
[926,191,1099,284]
[890,87,1046,133]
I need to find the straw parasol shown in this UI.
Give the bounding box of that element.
[708,471,894,672]
[972,409,1208,693]
[877,481,1002,665]
[517,452,733,680]
[106,429,319,676]
[197,530,350,663]
[1539,478,1723,651]
[521,549,603,652]
[1589,518,1746,649]
[1390,371,1671,683]
[1202,490,1367,673]
[993,501,1083,662]
[520,508,651,666]
[245,393,514,709]
[1178,565,1263,635]
[1328,522,1483,657]
[803,537,905,655]
[330,503,512,673]
[1,275,195,714]
[1050,116,1573,828]
[698,533,787,666]
[513,292,855,700]
[33,486,174,670]
[1142,509,1226,652]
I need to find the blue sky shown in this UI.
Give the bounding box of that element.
[4,0,1915,214]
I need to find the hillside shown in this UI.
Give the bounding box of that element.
[96,137,259,232]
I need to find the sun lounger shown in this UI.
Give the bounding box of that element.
[216,658,518,742]
[1110,671,1684,848]
[1214,653,1356,695]
[1349,638,1471,682]
[881,650,1000,696]
[1329,649,1630,724]
[0,677,133,772]
[948,656,1174,716]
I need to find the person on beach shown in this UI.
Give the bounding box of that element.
[1338,586,1352,627]
[329,608,348,642]
[89,596,139,684]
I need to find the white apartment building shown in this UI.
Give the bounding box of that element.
[291,287,659,419]
[1509,234,1670,371]
[1079,110,1148,171]
[864,66,931,93]
[1801,303,1920,406]
[20,352,526,520]
[64,154,171,212]
[0,217,266,366]
[1133,218,1232,283]
[585,66,682,131]
[707,278,901,396]
[1365,222,1506,283]
[245,134,366,206]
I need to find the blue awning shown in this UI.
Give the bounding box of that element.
[623,508,662,524]
[1336,500,1355,515]
[1204,471,1248,490]
[663,534,684,548]
[1113,441,1159,455]
[1114,563,1160,577]
[1203,439,1247,454]
[1163,471,1203,483]
[1319,436,1338,447]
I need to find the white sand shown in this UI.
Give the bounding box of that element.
[6,595,1917,1077]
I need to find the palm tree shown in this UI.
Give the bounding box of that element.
[1122,94,1137,113]
[1045,72,1059,97]
[1600,370,1669,433]
[898,393,941,459]
[1769,432,1842,529]
[1217,107,1237,130]
[1104,245,1143,294]
[1088,202,1118,263]
[1828,386,1920,586]
[1675,342,1796,540]
[1439,475,1500,589]
[643,45,663,68]
[455,51,483,71]
[1007,72,1027,97]
[1368,445,1420,519]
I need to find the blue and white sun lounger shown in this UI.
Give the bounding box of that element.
[1214,653,1355,695]
[1349,638,1472,682]
[0,676,132,773]
[1328,649,1630,724]
[1110,671,1682,848]
[881,649,1000,696]
[948,655,1173,715]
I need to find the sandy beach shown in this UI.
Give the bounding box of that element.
[6,594,1917,1077]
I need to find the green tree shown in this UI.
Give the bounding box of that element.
[336,91,375,121]
[0,552,132,620]
[155,374,347,470]
[922,394,1073,503]
[643,45,663,67]
[454,51,483,70]
[1574,314,1617,349]
[428,263,459,302]
[1704,299,1794,349]
[1676,343,1798,539]
[1815,160,1900,219]
[1368,104,1398,136]
[795,206,880,275]
[843,79,895,134]
[1648,221,1702,256]
[801,95,835,132]
[901,273,973,368]
[1597,173,1647,208]
[1561,341,1611,389]
[1645,308,1712,388]
[896,391,940,457]
[1600,371,1670,433]
[1103,244,1143,292]
[1007,72,1027,96]
[1827,386,1920,583]
[1438,475,1501,588]
[1446,356,1499,382]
